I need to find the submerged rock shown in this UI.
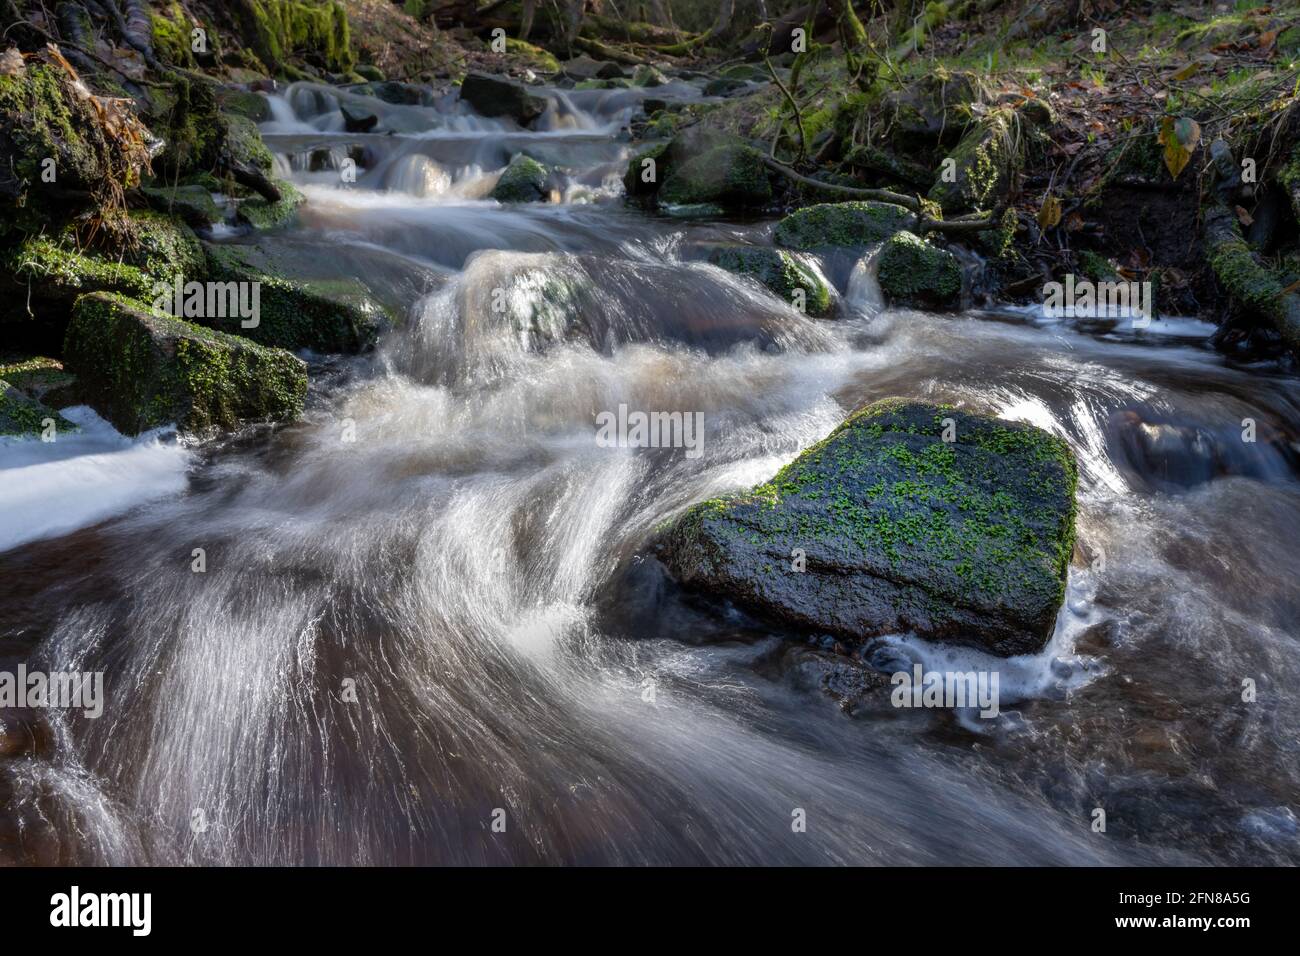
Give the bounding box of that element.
[491,154,549,203]
[660,399,1078,657]
[774,201,913,251]
[876,232,962,309]
[458,72,547,126]
[63,292,306,435]
[707,245,833,316]
[658,144,772,210]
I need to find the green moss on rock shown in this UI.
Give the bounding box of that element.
[774,201,913,251]
[202,243,381,353]
[142,183,228,229]
[491,154,549,203]
[876,231,962,309]
[660,399,1078,656]
[0,379,75,437]
[623,142,670,199]
[707,245,833,316]
[233,0,355,77]
[238,179,306,230]
[928,107,1022,213]
[63,292,306,435]
[659,144,772,209]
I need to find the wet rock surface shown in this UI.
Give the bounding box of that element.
[660,399,1078,657]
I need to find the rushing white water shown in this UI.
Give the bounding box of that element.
[2,81,1299,866]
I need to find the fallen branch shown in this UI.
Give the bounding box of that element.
[761,155,921,210]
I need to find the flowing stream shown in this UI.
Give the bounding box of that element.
[2,80,1299,865]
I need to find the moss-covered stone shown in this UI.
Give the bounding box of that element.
[876,231,962,309]
[224,114,275,172]
[1,236,157,308]
[238,179,306,230]
[0,60,149,236]
[659,399,1078,657]
[491,154,549,203]
[231,0,355,77]
[928,107,1022,213]
[151,2,198,69]
[774,201,913,251]
[216,86,272,122]
[202,243,382,353]
[504,39,561,74]
[141,183,229,229]
[658,144,772,209]
[623,141,671,199]
[63,292,306,435]
[707,246,833,316]
[0,379,75,437]
[0,356,79,409]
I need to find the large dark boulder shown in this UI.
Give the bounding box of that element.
[660,399,1078,657]
[64,293,306,435]
[458,72,547,126]
[658,144,772,210]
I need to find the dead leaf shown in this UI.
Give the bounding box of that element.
[0,48,24,77]
[1171,61,1200,81]
[1259,30,1278,50]
[1158,115,1201,179]
[1037,194,1063,230]
[1236,206,1255,226]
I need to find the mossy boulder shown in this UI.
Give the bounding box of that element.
[230,0,355,76]
[238,179,306,230]
[0,356,79,409]
[774,201,913,251]
[1,236,156,316]
[632,64,669,87]
[63,292,306,435]
[0,379,74,438]
[119,211,207,281]
[458,72,547,126]
[658,144,772,210]
[216,88,272,122]
[491,154,549,203]
[202,243,382,353]
[0,58,150,236]
[505,39,561,74]
[707,246,833,316]
[142,183,229,229]
[0,212,205,324]
[876,232,962,310]
[624,142,671,199]
[224,114,275,172]
[928,107,1022,213]
[659,399,1078,657]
